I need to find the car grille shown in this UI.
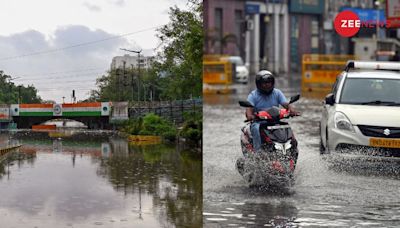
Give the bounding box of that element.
[358,125,400,138]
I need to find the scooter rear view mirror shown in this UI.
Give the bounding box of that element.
[239,101,254,108]
[289,94,300,104]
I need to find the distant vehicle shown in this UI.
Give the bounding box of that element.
[320,61,400,156]
[203,55,233,85]
[223,56,249,84]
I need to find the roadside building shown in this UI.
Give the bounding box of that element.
[203,0,246,58]
[110,54,154,70]
[204,0,290,74]
[288,0,324,72]
[204,0,399,74]
[322,0,400,61]
[322,0,374,55]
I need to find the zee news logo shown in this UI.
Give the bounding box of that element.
[340,19,360,28]
[334,10,389,37]
[334,11,361,37]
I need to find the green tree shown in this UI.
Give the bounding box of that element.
[140,113,177,141]
[154,0,203,100]
[19,85,42,103]
[89,0,203,102]
[0,71,41,104]
[0,71,15,103]
[180,109,202,145]
[89,67,164,102]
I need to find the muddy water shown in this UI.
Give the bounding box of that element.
[203,78,400,227]
[0,131,202,228]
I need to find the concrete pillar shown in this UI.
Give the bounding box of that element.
[274,5,279,74]
[245,15,251,69]
[283,4,289,73]
[246,1,267,74]
[266,3,289,73]
[254,13,260,74]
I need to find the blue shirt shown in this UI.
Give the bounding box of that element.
[247,89,288,112]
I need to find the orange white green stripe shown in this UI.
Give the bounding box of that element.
[11,102,110,117]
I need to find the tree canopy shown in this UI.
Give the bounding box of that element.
[154,0,203,100]
[89,0,203,102]
[0,71,42,104]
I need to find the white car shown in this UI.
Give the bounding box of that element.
[224,56,249,84]
[320,61,400,155]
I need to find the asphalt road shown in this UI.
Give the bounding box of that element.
[203,75,400,227]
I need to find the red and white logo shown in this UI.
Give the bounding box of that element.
[334,10,360,37]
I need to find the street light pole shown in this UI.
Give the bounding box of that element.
[130,64,134,101]
[120,48,142,102]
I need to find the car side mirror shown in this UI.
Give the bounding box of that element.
[325,93,335,105]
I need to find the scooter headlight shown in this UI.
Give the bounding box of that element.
[334,112,355,132]
[274,141,292,155]
[285,141,292,150]
[274,143,284,151]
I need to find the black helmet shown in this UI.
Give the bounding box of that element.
[255,70,275,95]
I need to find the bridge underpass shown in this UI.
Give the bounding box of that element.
[13,116,110,129]
[10,102,111,129]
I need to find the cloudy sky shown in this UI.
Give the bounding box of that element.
[0,0,187,103]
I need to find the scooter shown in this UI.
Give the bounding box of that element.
[236,95,300,188]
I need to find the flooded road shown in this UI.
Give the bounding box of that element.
[0,130,202,228]
[203,76,400,227]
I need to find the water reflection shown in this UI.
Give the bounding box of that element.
[0,132,202,228]
[204,201,298,227]
[0,150,36,180]
[97,143,202,227]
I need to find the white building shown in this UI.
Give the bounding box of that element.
[110,54,154,70]
[245,1,289,74]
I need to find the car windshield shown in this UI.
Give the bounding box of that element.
[229,57,244,66]
[340,78,400,105]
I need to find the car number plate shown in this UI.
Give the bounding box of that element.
[369,138,400,148]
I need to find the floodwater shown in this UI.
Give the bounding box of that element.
[203,76,400,227]
[0,130,202,228]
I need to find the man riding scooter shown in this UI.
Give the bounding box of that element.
[246,70,299,152]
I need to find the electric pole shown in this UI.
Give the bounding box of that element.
[72,90,76,103]
[122,60,127,101]
[18,85,21,104]
[120,48,142,102]
[130,64,135,101]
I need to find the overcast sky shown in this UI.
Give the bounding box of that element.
[0,0,187,103]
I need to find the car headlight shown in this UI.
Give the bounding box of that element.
[334,112,355,132]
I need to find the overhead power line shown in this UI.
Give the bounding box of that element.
[14,71,105,80]
[14,67,106,78]
[18,78,96,84]
[37,88,93,91]
[0,25,163,61]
